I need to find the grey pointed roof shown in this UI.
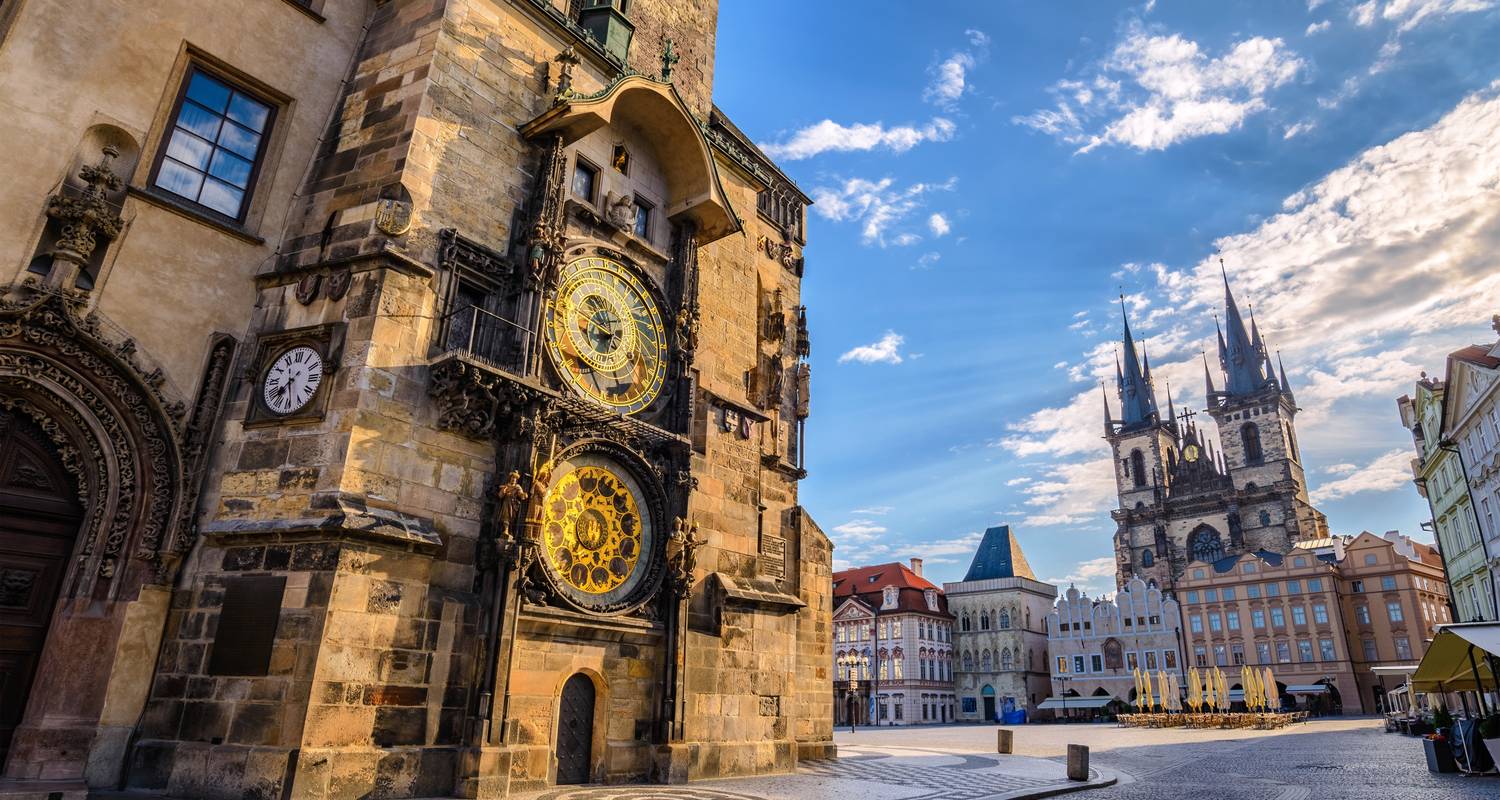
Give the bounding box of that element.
[1219,269,1270,396]
[962,525,1037,581]
[1117,305,1159,428]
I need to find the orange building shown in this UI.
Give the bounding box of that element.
[1175,531,1448,714]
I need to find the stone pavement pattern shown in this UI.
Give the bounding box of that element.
[517,743,1108,800]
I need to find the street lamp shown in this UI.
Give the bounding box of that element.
[837,652,869,732]
[1057,675,1072,721]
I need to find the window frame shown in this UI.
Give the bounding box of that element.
[149,63,279,225]
[571,155,600,205]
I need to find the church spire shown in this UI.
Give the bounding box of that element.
[1165,380,1178,441]
[1277,350,1293,395]
[1101,380,1114,434]
[1219,261,1268,395]
[1202,350,1217,398]
[1117,297,1157,428]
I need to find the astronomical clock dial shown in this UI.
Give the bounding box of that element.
[262,346,323,415]
[1183,444,1201,462]
[545,257,668,414]
[539,453,658,611]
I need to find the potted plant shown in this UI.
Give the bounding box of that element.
[1424,731,1458,773]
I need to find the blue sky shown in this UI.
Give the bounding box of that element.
[712,0,1500,596]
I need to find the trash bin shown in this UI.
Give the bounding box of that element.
[1423,736,1457,773]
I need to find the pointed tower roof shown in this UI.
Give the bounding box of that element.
[962,525,1037,581]
[1101,381,1114,432]
[1202,351,1217,397]
[1117,299,1158,427]
[1219,262,1268,395]
[1278,351,1293,395]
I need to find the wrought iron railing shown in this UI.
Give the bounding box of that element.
[438,304,534,375]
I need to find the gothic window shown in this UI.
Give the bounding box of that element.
[1001,649,1013,671]
[153,67,275,222]
[1189,526,1224,563]
[981,650,992,672]
[1241,423,1263,465]
[1141,548,1154,567]
[1027,608,1032,628]
[963,651,973,671]
[1259,510,1271,526]
[961,614,971,632]
[999,610,1011,629]
[1130,449,1147,487]
[1284,421,1300,462]
[980,612,990,630]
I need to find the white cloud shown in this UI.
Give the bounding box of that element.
[1016,24,1305,152]
[928,213,951,237]
[1047,556,1119,594]
[1305,20,1333,34]
[1352,1,1380,25]
[1284,121,1314,138]
[1381,0,1495,32]
[1006,477,1032,486]
[832,519,888,542]
[1004,80,1500,541]
[914,252,941,270]
[1308,0,1329,9]
[759,117,956,161]
[811,176,956,246]
[926,53,976,107]
[926,30,991,108]
[1311,450,1414,502]
[852,506,894,515]
[839,331,906,365]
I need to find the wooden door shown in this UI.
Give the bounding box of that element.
[555,673,595,785]
[0,411,82,768]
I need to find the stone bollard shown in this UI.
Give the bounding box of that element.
[997,728,1013,754]
[1066,744,1089,782]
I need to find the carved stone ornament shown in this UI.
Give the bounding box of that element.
[375,196,413,236]
[553,46,581,103]
[604,191,635,231]
[294,273,322,305]
[46,145,124,269]
[324,268,352,301]
[660,38,680,82]
[0,287,190,586]
[666,516,703,596]
[428,358,502,439]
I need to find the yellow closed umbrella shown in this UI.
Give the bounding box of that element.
[1263,666,1277,710]
[1248,667,1263,710]
[1203,669,1216,711]
[1186,667,1201,711]
[1132,667,1142,710]
[1142,667,1155,710]
[1156,670,1169,712]
[1217,668,1230,712]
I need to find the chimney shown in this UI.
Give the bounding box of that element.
[909,558,923,577]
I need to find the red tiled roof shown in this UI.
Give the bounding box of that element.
[832,562,952,617]
[1450,344,1500,370]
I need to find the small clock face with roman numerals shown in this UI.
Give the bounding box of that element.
[262,346,323,415]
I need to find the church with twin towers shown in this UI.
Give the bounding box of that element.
[1103,271,1330,590]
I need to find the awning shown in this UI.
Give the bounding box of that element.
[1036,696,1115,710]
[1370,664,1420,676]
[1285,684,1330,694]
[1411,622,1500,693]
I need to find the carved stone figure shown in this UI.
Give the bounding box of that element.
[496,470,527,541]
[605,192,634,230]
[554,46,580,101]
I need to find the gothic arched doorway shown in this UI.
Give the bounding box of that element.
[0,411,83,768]
[556,673,596,785]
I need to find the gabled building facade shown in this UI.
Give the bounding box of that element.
[1438,336,1500,622]
[946,526,1055,721]
[832,560,955,726]
[1045,577,1182,714]
[1398,375,1492,622]
[1107,271,1328,590]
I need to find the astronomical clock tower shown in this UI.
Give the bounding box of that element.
[107,2,832,799]
[1105,272,1328,590]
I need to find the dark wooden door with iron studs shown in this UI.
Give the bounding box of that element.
[555,673,595,785]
